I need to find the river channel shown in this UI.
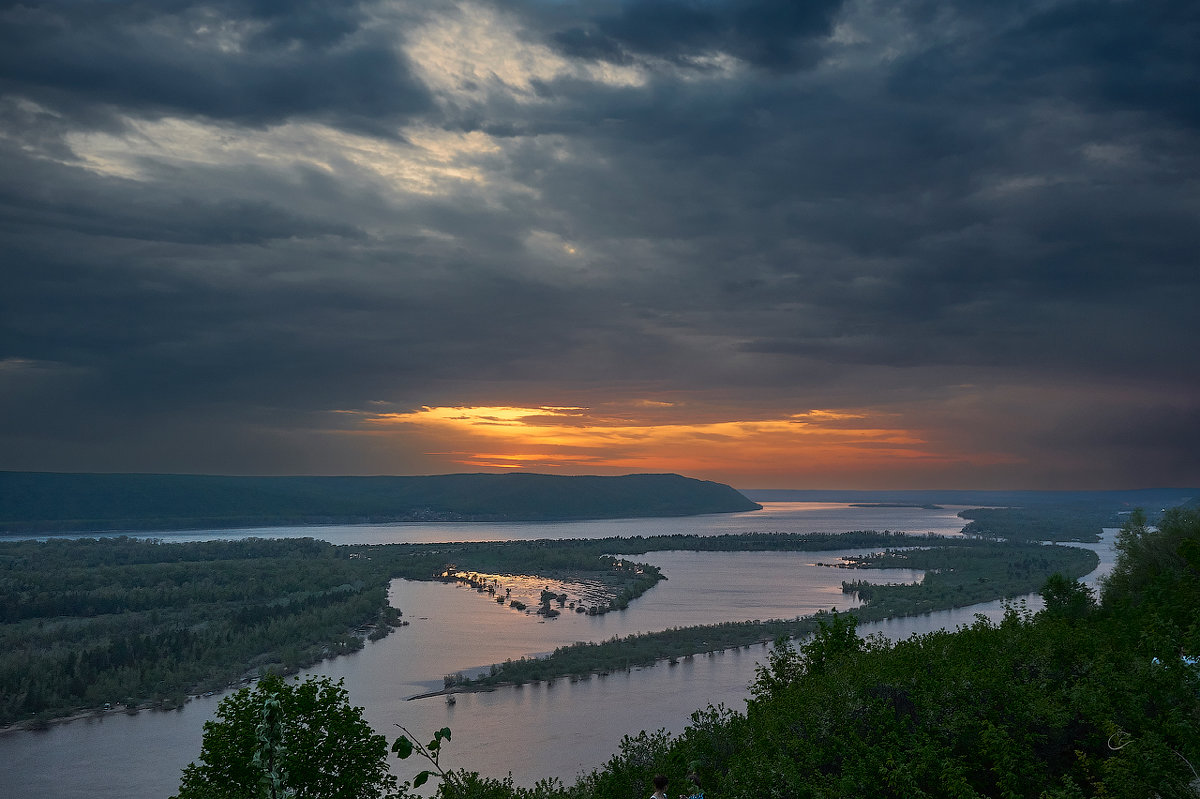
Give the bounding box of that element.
[0,503,1116,799]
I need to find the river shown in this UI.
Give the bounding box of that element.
[0,504,1116,798]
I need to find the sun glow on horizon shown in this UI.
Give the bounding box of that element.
[333,402,1014,483]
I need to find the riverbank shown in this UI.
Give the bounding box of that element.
[0,695,207,736]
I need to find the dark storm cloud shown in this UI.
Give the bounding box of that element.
[487,1,1200,383]
[550,0,845,71]
[891,0,1200,128]
[3,210,585,412]
[0,134,615,432]
[0,0,431,132]
[0,0,1197,485]
[0,173,363,247]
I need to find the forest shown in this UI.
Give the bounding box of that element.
[2,526,1096,726]
[957,506,1118,542]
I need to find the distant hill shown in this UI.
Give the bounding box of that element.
[0,472,762,534]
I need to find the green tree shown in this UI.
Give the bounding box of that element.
[798,610,860,676]
[1038,572,1095,620]
[174,674,398,799]
[750,611,860,701]
[1103,507,1199,612]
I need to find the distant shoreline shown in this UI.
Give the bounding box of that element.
[849,503,944,510]
[0,508,741,536]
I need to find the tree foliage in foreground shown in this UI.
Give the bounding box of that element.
[174,674,398,799]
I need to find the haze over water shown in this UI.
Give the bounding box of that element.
[0,503,1113,799]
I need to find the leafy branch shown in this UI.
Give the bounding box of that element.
[393,725,456,792]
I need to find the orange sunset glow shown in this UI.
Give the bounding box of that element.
[342,403,1015,486]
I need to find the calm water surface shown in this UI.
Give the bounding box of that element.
[1,501,972,545]
[0,505,1114,799]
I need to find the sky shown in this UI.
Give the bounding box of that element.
[1,0,1197,490]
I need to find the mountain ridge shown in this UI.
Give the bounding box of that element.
[0,471,762,533]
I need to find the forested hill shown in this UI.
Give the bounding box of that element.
[0,472,761,533]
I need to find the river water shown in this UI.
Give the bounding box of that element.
[0,504,1116,799]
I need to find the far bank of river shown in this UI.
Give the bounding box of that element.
[0,500,973,545]
[0,504,1113,799]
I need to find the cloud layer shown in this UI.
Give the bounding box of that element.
[2,0,1197,488]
